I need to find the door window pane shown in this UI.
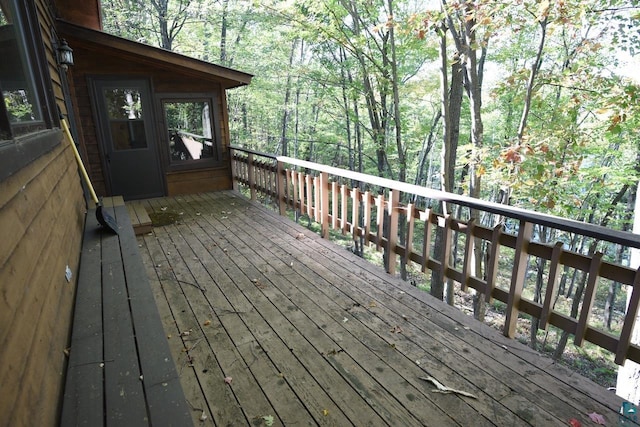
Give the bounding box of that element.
[103,88,148,150]
[164,101,215,162]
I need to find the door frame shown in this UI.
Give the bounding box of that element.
[89,76,166,198]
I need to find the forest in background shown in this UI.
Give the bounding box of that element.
[100,0,640,386]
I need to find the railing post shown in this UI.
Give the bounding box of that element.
[247,153,256,201]
[504,220,533,338]
[616,266,640,364]
[320,172,329,239]
[385,189,400,275]
[276,159,286,216]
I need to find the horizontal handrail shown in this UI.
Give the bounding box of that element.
[277,155,640,250]
[229,145,640,365]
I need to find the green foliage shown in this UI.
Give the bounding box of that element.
[100,0,640,233]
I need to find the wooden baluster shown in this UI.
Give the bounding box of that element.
[363,191,371,245]
[615,266,640,364]
[277,161,286,215]
[331,181,338,230]
[320,172,329,239]
[247,153,256,201]
[485,223,503,303]
[313,176,320,222]
[341,184,348,234]
[386,189,400,275]
[539,242,564,330]
[290,170,297,211]
[404,203,415,270]
[574,251,604,346]
[305,174,313,218]
[298,171,305,215]
[420,209,433,273]
[441,215,454,284]
[461,219,476,292]
[504,220,533,338]
[352,188,360,238]
[376,194,385,251]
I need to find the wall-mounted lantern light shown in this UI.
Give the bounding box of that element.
[57,39,74,70]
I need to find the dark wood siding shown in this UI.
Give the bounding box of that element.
[0,1,85,426]
[0,136,85,426]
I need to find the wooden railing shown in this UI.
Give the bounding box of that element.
[230,145,640,365]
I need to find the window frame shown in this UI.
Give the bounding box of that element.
[157,92,224,172]
[0,0,59,182]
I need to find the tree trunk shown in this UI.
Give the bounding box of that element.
[279,39,299,157]
[220,0,229,63]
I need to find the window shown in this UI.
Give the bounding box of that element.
[0,0,57,182]
[161,96,221,170]
[0,0,44,139]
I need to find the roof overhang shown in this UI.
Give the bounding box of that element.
[57,20,253,89]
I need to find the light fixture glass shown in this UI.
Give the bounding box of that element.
[58,39,73,69]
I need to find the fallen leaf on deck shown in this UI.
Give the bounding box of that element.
[402,314,409,321]
[391,326,403,334]
[203,320,211,326]
[342,317,349,323]
[161,207,167,211]
[199,411,208,422]
[322,409,329,416]
[221,216,228,219]
[568,419,581,427]
[180,330,191,337]
[587,412,606,425]
[262,415,274,426]
[419,376,477,399]
[224,376,233,385]
[296,233,305,239]
[369,301,377,308]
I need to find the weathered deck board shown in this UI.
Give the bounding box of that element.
[137,191,636,427]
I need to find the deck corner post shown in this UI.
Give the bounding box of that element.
[320,171,330,239]
[504,220,533,338]
[247,153,257,201]
[385,189,400,275]
[230,148,239,192]
[276,160,287,216]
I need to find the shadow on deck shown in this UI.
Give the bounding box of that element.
[134,191,631,426]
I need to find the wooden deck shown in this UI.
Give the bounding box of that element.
[134,191,633,426]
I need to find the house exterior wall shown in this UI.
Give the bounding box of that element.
[0,0,85,425]
[63,37,235,198]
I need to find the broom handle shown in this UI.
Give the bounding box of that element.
[61,117,100,205]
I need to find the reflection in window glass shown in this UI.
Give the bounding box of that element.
[164,101,215,162]
[0,1,41,126]
[103,88,147,150]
